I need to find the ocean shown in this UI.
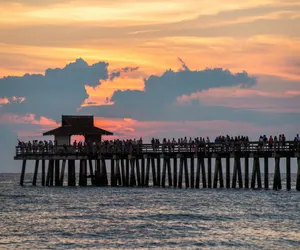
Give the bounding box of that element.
[0,173,299,249]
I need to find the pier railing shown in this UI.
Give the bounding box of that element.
[15,141,300,156]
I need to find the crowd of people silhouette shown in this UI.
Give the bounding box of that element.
[17,134,300,154]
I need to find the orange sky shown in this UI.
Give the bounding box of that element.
[1,0,300,79]
[0,0,300,142]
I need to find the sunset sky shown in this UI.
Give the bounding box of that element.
[0,0,300,172]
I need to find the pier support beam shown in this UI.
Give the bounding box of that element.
[156,157,161,187]
[101,159,108,186]
[111,158,116,187]
[32,160,39,186]
[141,157,145,187]
[190,155,195,188]
[60,159,66,186]
[162,158,167,188]
[184,157,189,188]
[20,160,26,186]
[178,157,184,188]
[286,157,291,191]
[213,157,224,188]
[121,159,126,186]
[201,158,207,188]
[96,159,107,186]
[244,157,249,189]
[46,160,50,186]
[264,157,269,189]
[47,160,54,186]
[116,159,122,186]
[130,158,136,187]
[94,159,101,186]
[297,158,300,191]
[145,157,150,187]
[273,157,282,190]
[126,159,130,187]
[232,156,243,188]
[136,158,141,186]
[251,157,262,189]
[195,157,200,189]
[173,157,177,188]
[207,157,212,188]
[226,157,230,188]
[68,160,76,186]
[151,158,157,186]
[41,160,45,186]
[161,158,173,187]
[55,160,60,186]
[88,159,94,185]
[167,158,172,187]
[79,159,87,187]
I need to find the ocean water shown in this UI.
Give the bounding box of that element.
[0,174,300,249]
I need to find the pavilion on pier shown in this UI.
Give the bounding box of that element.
[43,115,113,145]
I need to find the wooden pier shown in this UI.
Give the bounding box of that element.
[14,115,300,191]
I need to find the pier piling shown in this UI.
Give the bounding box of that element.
[130,158,136,187]
[190,155,195,188]
[297,158,300,191]
[55,160,60,186]
[273,157,282,190]
[60,159,66,186]
[207,157,212,188]
[226,157,230,188]
[232,156,243,188]
[173,157,177,188]
[244,157,249,189]
[68,160,76,186]
[41,160,45,186]
[14,138,300,191]
[213,157,224,188]
[141,157,145,187]
[20,160,26,186]
[136,158,141,186]
[264,157,269,189]
[32,160,39,186]
[79,159,87,187]
[286,157,291,191]
[157,157,161,187]
[251,157,262,189]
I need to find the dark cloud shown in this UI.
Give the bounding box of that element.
[83,67,257,120]
[109,66,140,80]
[0,58,109,121]
[177,58,190,71]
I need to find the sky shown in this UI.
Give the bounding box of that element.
[0,0,300,172]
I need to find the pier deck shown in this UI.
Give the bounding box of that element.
[15,141,300,191]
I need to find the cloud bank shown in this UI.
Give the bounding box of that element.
[1,58,300,172]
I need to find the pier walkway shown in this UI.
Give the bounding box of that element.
[15,141,300,191]
[13,115,300,190]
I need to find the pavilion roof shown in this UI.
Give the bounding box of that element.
[43,115,113,136]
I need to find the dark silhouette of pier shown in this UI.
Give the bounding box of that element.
[14,115,300,191]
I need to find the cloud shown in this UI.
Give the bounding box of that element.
[178,86,300,113]
[0,98,9,105]
[83,76,144,106]
[109,66,139,80]
[82,66,256,119]
[0,58,109,121]
[177,57,190,71]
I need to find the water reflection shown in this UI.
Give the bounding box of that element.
[0,174,299,249]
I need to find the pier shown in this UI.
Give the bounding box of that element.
[15,115,300,191]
